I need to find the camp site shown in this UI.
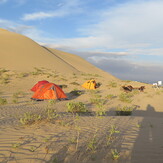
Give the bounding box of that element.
[0,29,163,163]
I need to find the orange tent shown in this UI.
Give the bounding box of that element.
[82,79,97,89]
[31,80,49,92]
[31,83,67,100]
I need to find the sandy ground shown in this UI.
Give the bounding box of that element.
[0,29,163,163]
[0,70,163,163]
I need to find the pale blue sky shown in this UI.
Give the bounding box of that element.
[0,0,163,83]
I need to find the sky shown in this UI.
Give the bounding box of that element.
[0,0,163,83]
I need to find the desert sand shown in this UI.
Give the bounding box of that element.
[0,29,163,163]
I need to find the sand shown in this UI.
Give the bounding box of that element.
[0,29,163,163]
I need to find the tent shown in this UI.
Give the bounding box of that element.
[31,83,67,100]
[82,79,97,89]
[31,80,49,92]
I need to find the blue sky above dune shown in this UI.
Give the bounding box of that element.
[0,0,163,83]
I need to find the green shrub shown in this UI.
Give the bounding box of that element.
[119,93,133,103]
[19,112,42,125]
[0,68,8,74]
[111,149,120,160]
[70,82,80,86]
[70,90,83,96]
[16,72,29,78]
[1,75,10,84]
[66,101,88,113]
[116,106,134,116]
[95,109,106,116]
[46,108,59,121]
[105,94,115,99]
[90,98,106,106]
[31,67,44,75]
[47,99,57,107]
[108,81,117,88]
[0,97,7,105]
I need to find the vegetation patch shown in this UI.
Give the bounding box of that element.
[19,112,42,125]
[70,82,80,86]
[16,72,29,78]
[119,92,133,103]
[111,149,120,160]
[116,106,134,116]
[30,67,45,75]
[66,101,88,113]
[107,81,117,88]
[0,97,7,105]
[70,89,83,96]
[105,94,116,100]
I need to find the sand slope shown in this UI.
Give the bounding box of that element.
[0,29,78,73]
[0,29,116,81]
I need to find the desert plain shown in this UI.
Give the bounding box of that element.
[0,29,163,163]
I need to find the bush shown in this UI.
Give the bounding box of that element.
[70,82,80,86]
[19,112,42,125]
[105,94,115,99]
[70,90,83,96]
[0,97,7,105]
[119,93,133,103]
[108,81,117,88]
[66,101,88,113]
[115,106,134,116]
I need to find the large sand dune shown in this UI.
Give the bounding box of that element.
[0,28,116,81]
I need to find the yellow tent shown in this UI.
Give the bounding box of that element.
[82,79,97,89]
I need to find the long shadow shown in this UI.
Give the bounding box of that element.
[129,104,163,163]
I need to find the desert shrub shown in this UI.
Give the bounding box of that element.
[47,99,57,107]
[132,89,140,95]
[66,101,88,113]
[13,91,25,98]
[16,72,29,78]
[70,89,83,96]
[111,149,120,160]
[0,74,10,84]
[46,108,59,121]
[72,73,77,78]
[0,68,8,75]
[31,67,44,75]
[105,94,115,99]
[87,134,97,152]
[45,73,53,78]
[108,81,117,88]
[19,112,42,125]
[122,80,132,83]
[70,82,80,86]
[106,125,120,146]
[90,98,106,106]
[81,73,101,77]
[115,106,134,116]
[12,91,25,103]
[60,77,67,81]
[0,97,7,105]
[88,89,100,95]
[119,93,133,103]
[95,109,106,116]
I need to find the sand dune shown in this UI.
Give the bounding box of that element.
[0,29,78,73]
[0,29,116,81]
